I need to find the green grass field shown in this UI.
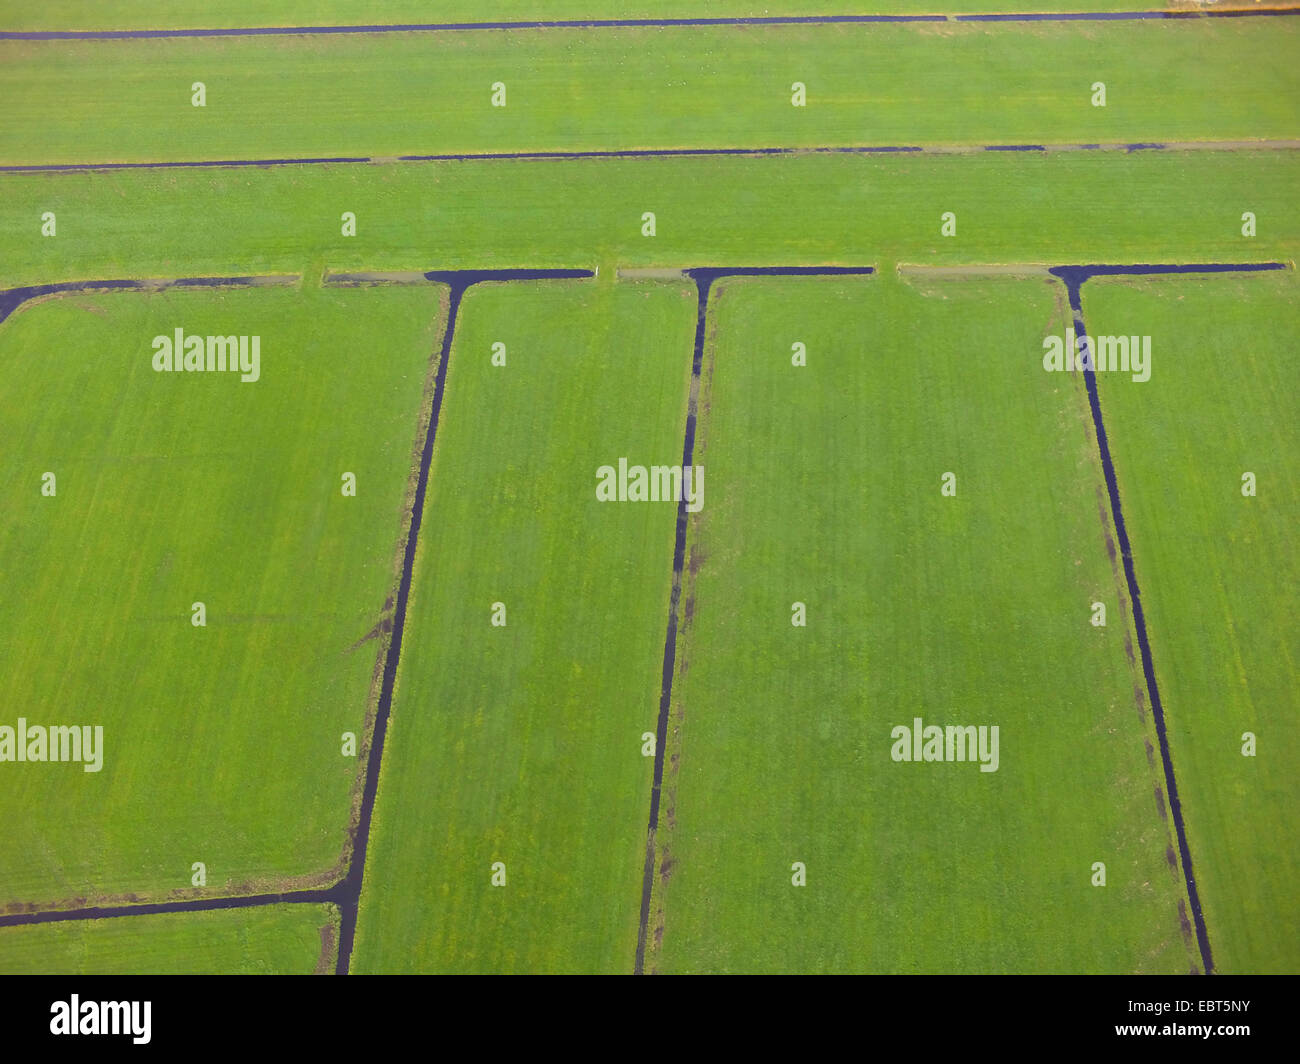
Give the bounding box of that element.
[0,904,337,974]
[0,283,440,908]
[3,21,1297,163]
[1084,271,1300,973]
[1,0,1295,976]
[352,277,694,973]
[0,152,1296,290]
[649,274,1195,973]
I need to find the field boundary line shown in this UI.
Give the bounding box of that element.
[0,889,343,929]
[3,8,1298,40]
[1048,259,1288,976]
[633,264,874,975]
[7,140,1300,175]
[0,274,300,325]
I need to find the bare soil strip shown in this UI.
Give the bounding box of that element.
[617,268,687,281]
[324,271,433,286]
[898,263,1054,280]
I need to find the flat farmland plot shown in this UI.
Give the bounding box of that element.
[2,153,1298,291]
[1083,271,1300,973]
[352,277,695,973]
[3,20,1297,163]
[0,903,337,974]
[0,282,442,910]
[649,274,1198,973]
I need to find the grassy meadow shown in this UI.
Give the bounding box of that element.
[650,274,1197,973]
[0,903,337,974]
[351,276,694,972]
[0,282,441,908]
[1084,271,1299,973]
[0,152,1296,291]
[2,20,1297,163]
